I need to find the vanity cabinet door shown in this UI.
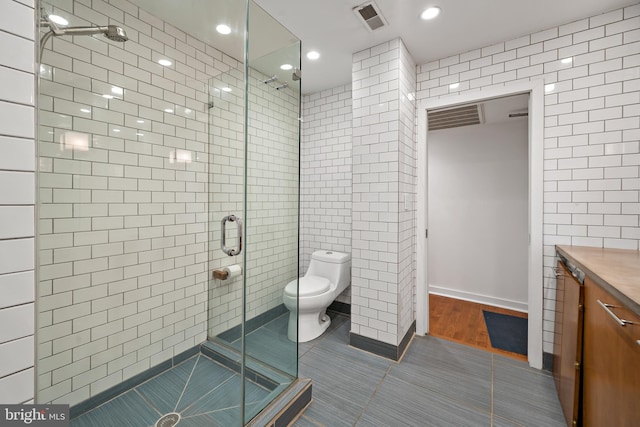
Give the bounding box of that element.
[583,276,640,427]
[553,261,583,427]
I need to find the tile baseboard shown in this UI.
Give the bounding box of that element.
[542,351,553,372]
[328,300,350,315]
[350,321,416,361]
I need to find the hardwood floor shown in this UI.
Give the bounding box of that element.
[429,294,528,362]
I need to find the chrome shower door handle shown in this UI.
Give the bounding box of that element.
[221,215,242,256]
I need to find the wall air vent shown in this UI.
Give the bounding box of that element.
[428,104,484,131]
[353,1,388,32]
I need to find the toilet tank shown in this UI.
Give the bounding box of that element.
[307,250,351,291]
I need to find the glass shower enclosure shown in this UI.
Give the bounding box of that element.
[36,0,301,425]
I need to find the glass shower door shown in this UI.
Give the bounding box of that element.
[243,1,301,421]
[206,1,301,423]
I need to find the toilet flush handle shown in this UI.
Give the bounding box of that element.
[221,214,242,256]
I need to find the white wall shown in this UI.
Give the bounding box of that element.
[397,41,417,342]
[0,0,36,405]
[351,38,416,346]
[37,0,219,405]
[207,66,300,336]
[300,84,352,304]
[428,120,529,310]
[416,3,640,353]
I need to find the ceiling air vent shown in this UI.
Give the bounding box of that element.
[428,104,484,131]
[353,1,387,32]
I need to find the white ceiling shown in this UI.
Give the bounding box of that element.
[255,0,635,94]
[129,0,634,95]
[481,93,528,125]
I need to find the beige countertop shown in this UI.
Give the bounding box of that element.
[556,245,640,316]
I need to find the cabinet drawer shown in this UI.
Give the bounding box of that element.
[583,277,640,427]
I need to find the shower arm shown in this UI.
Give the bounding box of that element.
[40,31,55,59]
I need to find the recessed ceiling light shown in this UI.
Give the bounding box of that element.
[216,24,231,35]
[306,51,320,60]
[48,15,69,26]
[221,87,232,92]
[280,64,293,70]
[420,7,441,20]
[449,83,459,89]
[561,57,573,64]
[158,59,172,66]
[545,83,556,93]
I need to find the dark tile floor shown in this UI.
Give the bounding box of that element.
[70,312,563,426]
[295,313,565,427]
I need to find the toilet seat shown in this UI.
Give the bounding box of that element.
[284,276,330,297]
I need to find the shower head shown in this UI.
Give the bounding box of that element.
[276,82,289,91]
[55,25,128,42]
[40,18,128,59]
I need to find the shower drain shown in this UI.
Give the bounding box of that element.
[155,412,180,427]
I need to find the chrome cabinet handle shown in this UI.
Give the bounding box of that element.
[221,215,242,256]
[597,299,633,327]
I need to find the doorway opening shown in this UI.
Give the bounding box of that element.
[426,94,529,361]
[416,81,544,369]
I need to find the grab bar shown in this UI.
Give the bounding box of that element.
[221,215,242,256]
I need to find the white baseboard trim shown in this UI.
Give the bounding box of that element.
[429,286,528,313]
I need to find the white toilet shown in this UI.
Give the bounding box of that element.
[283,250,351,342]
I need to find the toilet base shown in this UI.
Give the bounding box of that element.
[287,310,331,342]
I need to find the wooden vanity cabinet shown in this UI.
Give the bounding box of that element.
[582,276,640,427]
[553,261,583,427]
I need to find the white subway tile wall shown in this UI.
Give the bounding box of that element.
[416,4,640,353]
[398,42,417,341]
[0,0,36,405]
[37,0,235,405]
[207,69,245,337]
[245,68,300,321]
[208,66,300,337]
[300,83,352,303]
[350,39,416,346]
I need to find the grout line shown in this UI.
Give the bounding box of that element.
[173,354,201,413]
[490,354,494,426]
[179,374,236,416]
[133,387,163,418]
[351,361,393,426]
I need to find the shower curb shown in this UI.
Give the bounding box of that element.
[247,378,312,427]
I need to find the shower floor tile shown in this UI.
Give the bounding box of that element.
[71,353,270,427]
[229,313,298,375]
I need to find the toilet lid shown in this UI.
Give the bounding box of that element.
[285,276,331,297]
